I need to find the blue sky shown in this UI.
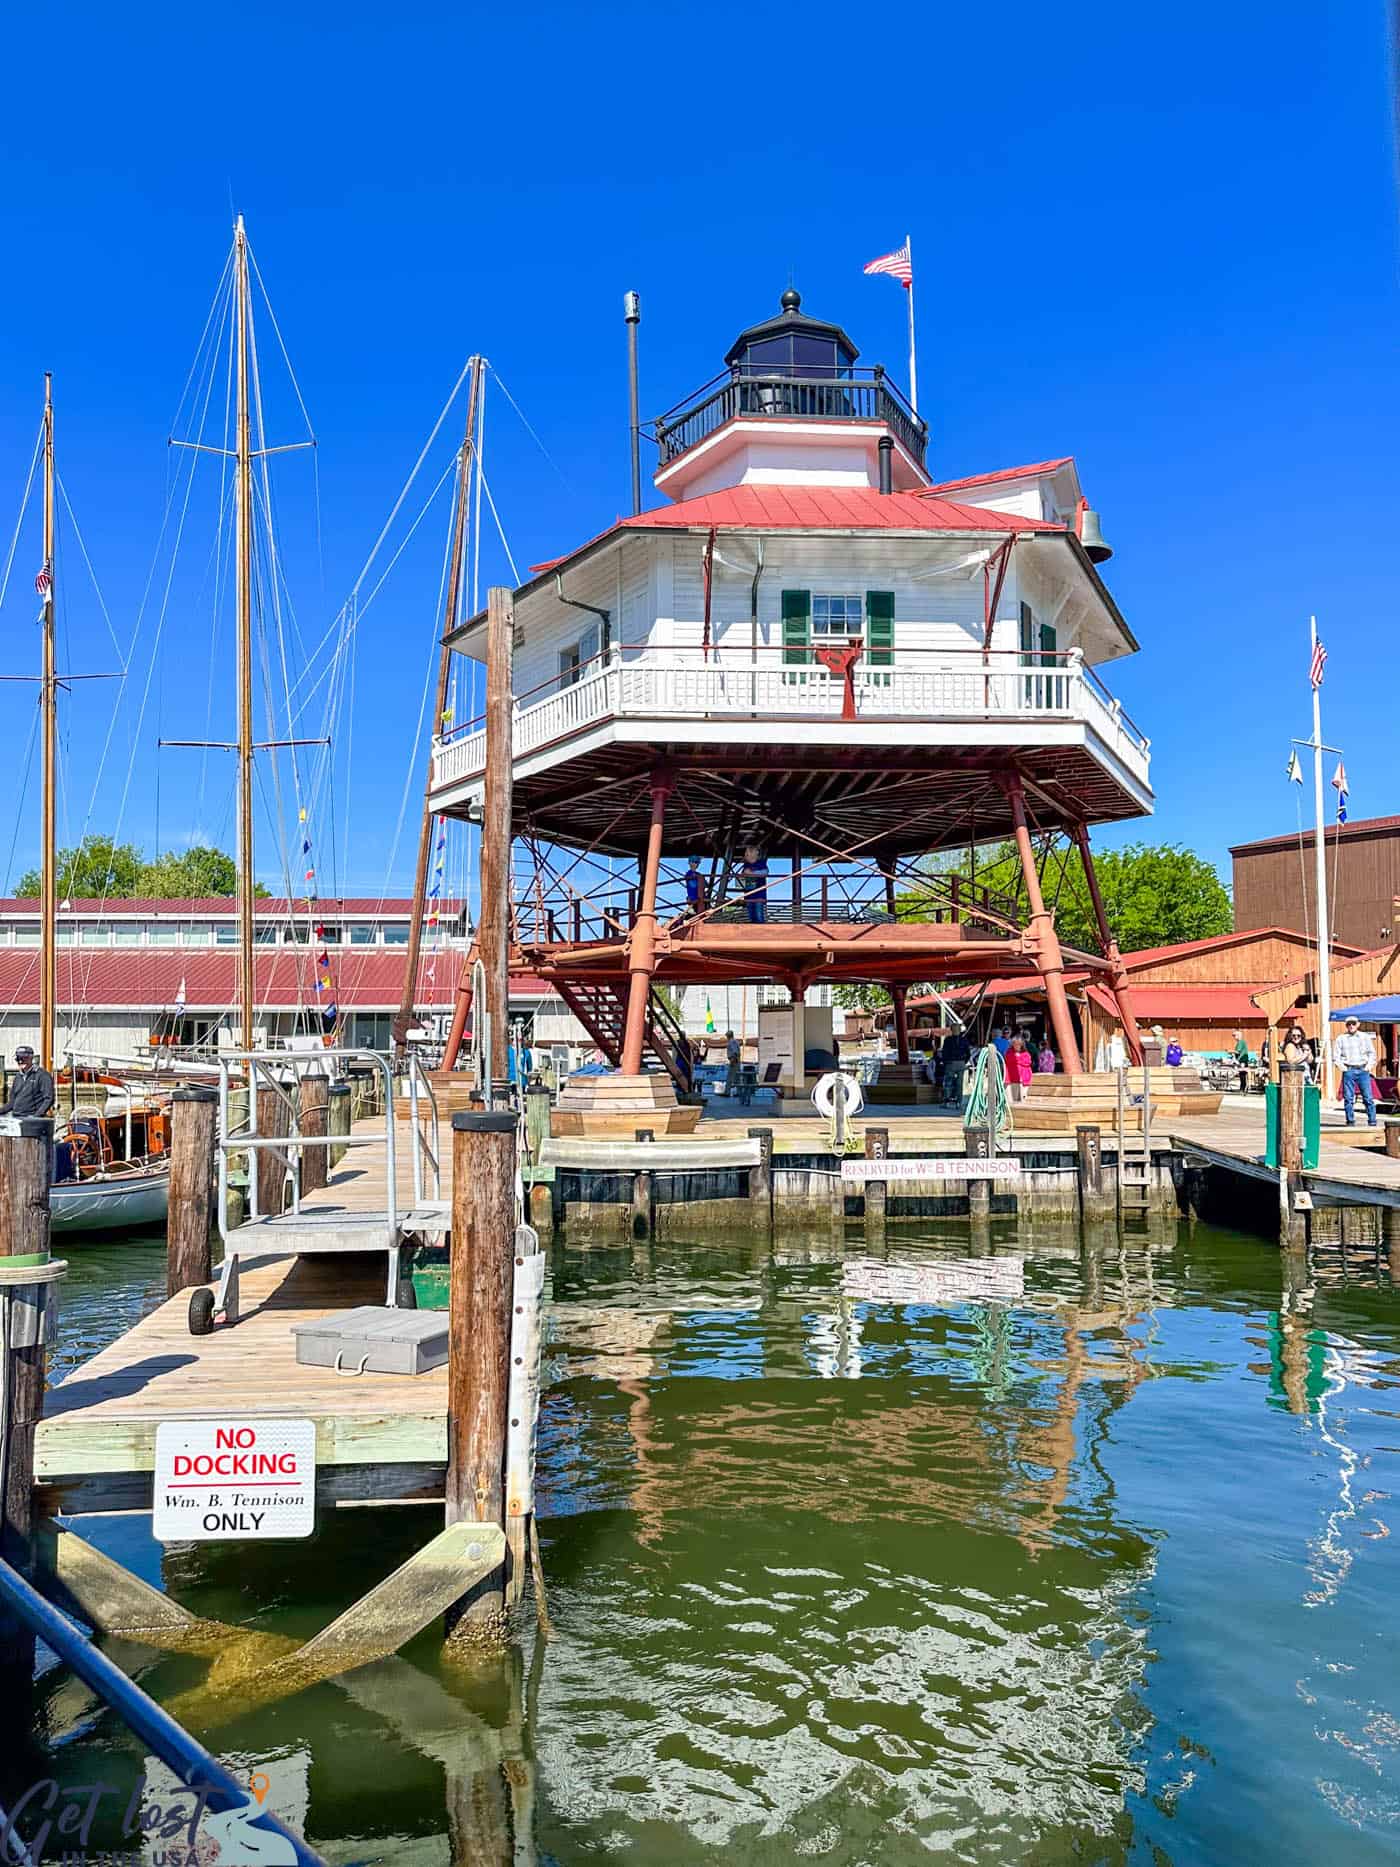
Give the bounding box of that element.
[0,0,1395,896]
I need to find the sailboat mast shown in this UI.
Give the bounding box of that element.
[234,217,256,1052]
[40,373,56,1075]
[1310,614,1333,1097]
[396,355,483,1055]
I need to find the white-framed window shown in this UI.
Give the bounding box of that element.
[214,925,239,945]
[558,622,601,688]
[80,925,109,946]
[349,924,376,946]
[148,925,180,946]
[253,926,280,946]
[811,593,863,642]
[112,926,141,947]
[383,923,410,946]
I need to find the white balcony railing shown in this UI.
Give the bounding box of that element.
[430,648,1152,796]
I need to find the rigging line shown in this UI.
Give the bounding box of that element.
[0,418,44,620]
[353,452,460,623]
[247,308,307,843]
[341,602,357,887]
[472,371,486,616]
[54,473,128,668]
[476,460,520,585]
[486,363,573,492]
[349,356,473,600]
[245,243,318,445]
[343,462,458,1002]
[168,245,236,441]
[0,708,40,897]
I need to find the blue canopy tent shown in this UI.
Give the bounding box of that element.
[1330,997,1400,1022]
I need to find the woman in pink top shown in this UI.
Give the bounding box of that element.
[1006,1033,1034,1099]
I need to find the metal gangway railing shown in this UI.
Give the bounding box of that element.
[212,1048,441,1314]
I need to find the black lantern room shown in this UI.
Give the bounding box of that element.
[724,289,858,382]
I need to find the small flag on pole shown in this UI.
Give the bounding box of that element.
[1332,761,1348,824]
[864,242,912,287]
[1310,638,1327,687]
[704,995,716,1035]
[174,975,187,1012]
[34,564,51,596]
[1286,749,1303,784]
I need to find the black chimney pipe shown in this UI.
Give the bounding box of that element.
[877,435,893,495]
[624,291,642,517]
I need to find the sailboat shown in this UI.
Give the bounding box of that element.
[23,375,172,1234]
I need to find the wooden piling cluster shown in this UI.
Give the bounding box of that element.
[0,1118,62,1698]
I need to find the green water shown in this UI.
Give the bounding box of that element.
[19,1219,1400,1863]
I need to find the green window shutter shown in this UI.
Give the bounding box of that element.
[1019,601,1035,663]
[865,590,895,666]
[781,589,811,665]
[1039,622,1057,661]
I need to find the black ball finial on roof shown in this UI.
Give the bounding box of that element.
[780,287,801,312]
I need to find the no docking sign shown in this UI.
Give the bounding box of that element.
[153,1418,316,1542]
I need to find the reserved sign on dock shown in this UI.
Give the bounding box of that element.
[840,1157,1024,1184]
[152,1418,316,1542]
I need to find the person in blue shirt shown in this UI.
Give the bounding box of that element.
[991,1026,1012,1058]
[684,858,706,913]
[739,845,769,924]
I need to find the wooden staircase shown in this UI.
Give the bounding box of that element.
[554,980,691,1088]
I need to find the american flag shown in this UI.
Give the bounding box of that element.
[34,564,51,597]
[1309,638,1327,687]
[864,242,913,288]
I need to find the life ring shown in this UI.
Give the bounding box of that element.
[811,1070,863,1119]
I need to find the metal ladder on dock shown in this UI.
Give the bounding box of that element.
[1116,1065,1153,1221]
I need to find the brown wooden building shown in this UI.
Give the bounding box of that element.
[1231,814,1400,952]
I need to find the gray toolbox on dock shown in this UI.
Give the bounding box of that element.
[291,1305,450,1377]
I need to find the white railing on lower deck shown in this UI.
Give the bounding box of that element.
[430,650,1151,793]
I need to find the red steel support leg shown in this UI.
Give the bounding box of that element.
[1004,777,1084,1075]
[441,960,475,1072]
[1070,823,1144,1067]
[890,984,912,1064]
[620,772,672,1075]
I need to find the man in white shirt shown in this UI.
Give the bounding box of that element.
[1334,1016,1378,1127]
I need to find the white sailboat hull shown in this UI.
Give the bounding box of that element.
[51,1169,170,1235]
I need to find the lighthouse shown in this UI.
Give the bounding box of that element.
[429,287,1151,1108]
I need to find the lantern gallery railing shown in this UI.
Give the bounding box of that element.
[430,647,1152,797]
[654,366,927,469]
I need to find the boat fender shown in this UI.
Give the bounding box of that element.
[811,1071,863,1119]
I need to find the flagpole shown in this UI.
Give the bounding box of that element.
[1310,614,1334,1100]
[904,233,918,415]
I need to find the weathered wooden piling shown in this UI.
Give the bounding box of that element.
[632,1130,655,1240]
[1278,1062,1307,1249]
[297,1070,330,1197]
[0,1119,58,1696]
[964,1124,991,1220]
[446,1110,517,1643]
[255,1082,289,1215]
[167,1087,218,1299]
[748,1126,774,1230]
[864,1126,889,1243]
[327,1081,352,1166]
[1075,1124,1109,1224]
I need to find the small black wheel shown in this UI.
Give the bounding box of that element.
[188,1288,216,1336]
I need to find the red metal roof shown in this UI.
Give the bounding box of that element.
[0,949,547,1012]
[521,486,1057,582]
[621,485,1057,535]
[1085,983,1264,1021]
[0,897,456,917]
[1118,927,1365,970]
[922,459,1075,497]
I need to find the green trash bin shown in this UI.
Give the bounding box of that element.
[1264,1080,1320,1170]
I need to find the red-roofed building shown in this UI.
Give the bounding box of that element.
[423,285,1154,1081]
[0,896,570,1063]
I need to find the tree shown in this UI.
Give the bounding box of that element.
[833,840,1231,1006]
[142,845,239,897]
[17,836,144,898]
[910,839,1231,954]
[16,836,258,899]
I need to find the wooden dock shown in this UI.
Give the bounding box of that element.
[37,1117,446,1518]
[1171,1107,1400,1210]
